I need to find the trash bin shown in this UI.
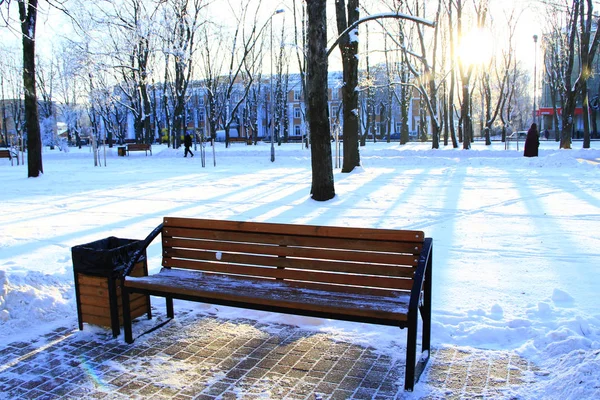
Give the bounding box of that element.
[118,146,126,156]
[72,237,150,337]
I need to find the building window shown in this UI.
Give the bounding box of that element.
[294,125,301,136]
[331,89,339,100]
[331,106,339,119]
[294,107,301,119]
[294,90,301,101]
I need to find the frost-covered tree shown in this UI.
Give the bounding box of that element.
[158,0,206,148]
[0,46,25,149]
[84,0,159,144]
[54,43,85,147]
[36,56,59,149]
[0,0,43,176]
[200,0,276,147]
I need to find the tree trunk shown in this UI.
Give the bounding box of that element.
[447,5,458,148]
[19,0,43,177]
[335,0,360,173]
[307,0,335,201]
[461,83,471,149]
[582,84,591,149]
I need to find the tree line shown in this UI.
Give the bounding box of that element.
[0,0,597,200]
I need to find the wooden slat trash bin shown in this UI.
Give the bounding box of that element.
[71,237,151,337]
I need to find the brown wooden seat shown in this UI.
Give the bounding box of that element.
[121,217,433,392]
[126,143,152,155]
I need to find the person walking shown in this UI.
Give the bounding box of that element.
[184,132,194,158]
[524,123,540,157]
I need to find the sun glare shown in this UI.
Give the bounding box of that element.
[457,29,494,66]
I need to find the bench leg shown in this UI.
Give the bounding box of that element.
[122,286,134,344]
[421,257,432,354]
[107,278,120,338]
[404,317,418,392]
[146,294,153,320]
[406,250,433,391]
[166,297,174,319]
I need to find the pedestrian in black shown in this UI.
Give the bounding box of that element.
[544,129,550,140]
[524,123,540,157]
[184,132,194,158]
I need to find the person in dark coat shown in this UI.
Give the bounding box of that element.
[524,123,539,157]
[184,132,194,158]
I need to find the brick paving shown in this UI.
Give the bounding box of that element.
[0,311,538,399]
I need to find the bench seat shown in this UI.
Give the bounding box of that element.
[126,268,411,324]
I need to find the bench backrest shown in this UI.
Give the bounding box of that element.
[161,217,425,297]
[128,144,150,150]
[0,150,11,158]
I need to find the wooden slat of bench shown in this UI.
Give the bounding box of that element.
[165,237,420,267]
[127,144,151,149]
[127,144,152,155]
[164,217,425,243]
[162,258,415,290]
[0,150,11,158]
[164,247,417,279]
[164,227,423,254]
[125,268,410,322]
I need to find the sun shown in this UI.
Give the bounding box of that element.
[457,28,494,67]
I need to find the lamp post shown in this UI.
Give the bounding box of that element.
[270,9,285,163]
[533,34,538,129]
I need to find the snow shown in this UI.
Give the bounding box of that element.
[1,140,599,398]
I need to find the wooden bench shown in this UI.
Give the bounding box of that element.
[121,217,433,391]
[228,136,251,145]
[126,143,152,156]
[0,149,15,166]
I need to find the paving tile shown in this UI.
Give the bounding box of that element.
[0,316,538,399]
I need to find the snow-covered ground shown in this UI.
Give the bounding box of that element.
[0,139,599,399]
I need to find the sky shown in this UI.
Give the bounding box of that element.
[0,0,545,76]
[0,139,599,398]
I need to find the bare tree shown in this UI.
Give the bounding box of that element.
[306,0,334,201]
[0,46,25,151]
[565,0,599,149]
[335,0,360,172]
[36,55,59,148]
[455,0,488,149]
[200,0,270,147]
[292,0,309,148]
[542,7,568,142]
[87,0,160,144]
[480,10,518,145]
[0,0,45,176]
[446,0,459,147]
[159,0,206,148]
[54,43,85,147]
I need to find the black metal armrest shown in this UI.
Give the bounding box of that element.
[408,238,432,317]
[122,223,164,277]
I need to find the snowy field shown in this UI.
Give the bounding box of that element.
[0,139,599,399]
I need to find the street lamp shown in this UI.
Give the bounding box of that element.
[270,9,285,163]
[533,34,538,129]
